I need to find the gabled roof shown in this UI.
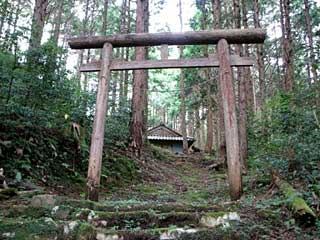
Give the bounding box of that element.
[147,124,194,142]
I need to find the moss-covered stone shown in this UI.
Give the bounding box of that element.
[202,211,227,219]
[31,194,57,208]
[55,196,226,213]
[0,218,60,240]
[62,221,96,240]
[273,174,316,225]
[1,205,50,219]
[200,212,240,228]
[51,205,74,220]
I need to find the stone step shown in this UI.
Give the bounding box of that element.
[2,202,240,230]
[29,194,237,213]
[0,217,241,240]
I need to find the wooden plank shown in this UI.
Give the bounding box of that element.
[161,44,169,59]
[68,28,266,49]
[217,39,242,201]
[86,43,113,201]
[80,56,254,72]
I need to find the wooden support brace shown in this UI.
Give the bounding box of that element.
[80,56,254,72]
[86,43,113,201]
[217,39,242,201]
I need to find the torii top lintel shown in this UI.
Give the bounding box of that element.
[68,28,266,49]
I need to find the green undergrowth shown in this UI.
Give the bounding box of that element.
[145,143,176,162]
[0,117,87,184]
[0,113,141,191]
[102,151,139,189]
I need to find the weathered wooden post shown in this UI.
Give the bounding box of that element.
[86,42,113,201]
[217,39,242,200]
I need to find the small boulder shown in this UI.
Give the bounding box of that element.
[200,212,240,228]
[31,194,57,207]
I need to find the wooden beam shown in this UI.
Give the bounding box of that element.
[80,56,254,72]
[217,39,242,201]
[86,43,113,201]
[68,28,266,49]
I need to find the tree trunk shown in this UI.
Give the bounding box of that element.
[218,39,242,200]
[205,97,214,153]
[233,0,248,169]
[195,107,202,149]
[52,0,64,45]
[111,49,120,114]
[178,0,188,154]
[280,0,294,91]
[0,0,9,37]
[200,0,213,154]
[86,43,113,201]
[242,0,254,113]
[130,0,148,156]
[118,0,128,108]
[188,111,194,137]
[253,0,265,108]
[211,0,220,29]
[28,0,49,54]
[83,0,97,111]
[123,0,132,105]
[142,0,149,138]
[303,0,317,83]
[211,0,225,162]
[201,106,206,150]
[9,0,22,52]
[102,0,109,35]
[2,1,13,50]
[77,0,91,82]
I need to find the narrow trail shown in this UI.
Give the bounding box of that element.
[105,153,229,205]
[0,153,241,240]
[2,152,298,239]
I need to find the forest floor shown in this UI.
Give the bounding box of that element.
[0,148,319,239]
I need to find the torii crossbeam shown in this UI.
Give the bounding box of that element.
[68,28,266,201]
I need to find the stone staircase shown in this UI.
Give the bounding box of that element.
[0,193,241,240]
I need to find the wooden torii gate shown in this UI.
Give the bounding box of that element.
[68,29,266,201]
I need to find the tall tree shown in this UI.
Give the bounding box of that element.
[241,0,254,112]
[118,0,128,107]
[303,0,318,84]
[200,0,213,154]
[280,0,294,91]
[211,0,225,161]
[178,0,188,154]
[130,0,148,156]
[102,0,109,35]
[0,0,9,38]
[28,0,49,54]
[142,0,149,136]
[254,0,265,108]
[232,0,248,168]
[123,0,132,105]
[52,0,64,45]
[77,0,91,83]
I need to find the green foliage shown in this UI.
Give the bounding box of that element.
[105,105,131,145]
[102,151,139,187]
[0,114,89,182]
[250,89,320,194]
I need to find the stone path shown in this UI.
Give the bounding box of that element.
[0,154,243,239]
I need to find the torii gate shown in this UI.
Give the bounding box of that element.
[68,29,266,201]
